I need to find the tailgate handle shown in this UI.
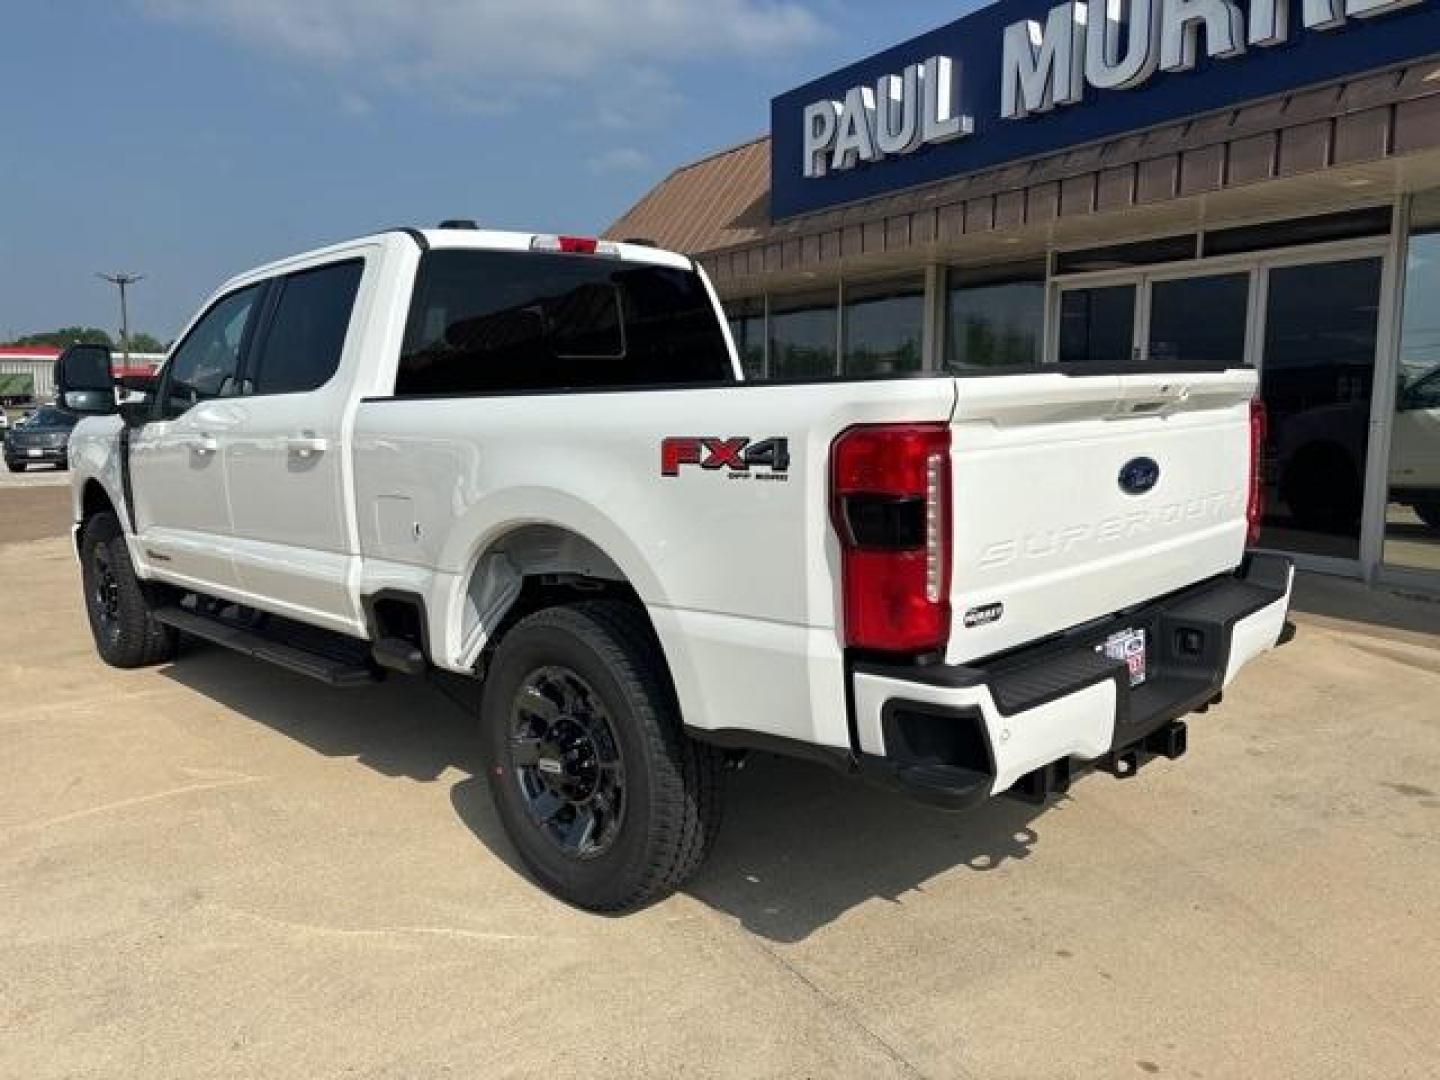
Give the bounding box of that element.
[188,434,219,456]
[1123,384,1191,416]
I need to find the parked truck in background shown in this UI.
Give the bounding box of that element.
[57,224,1293,911]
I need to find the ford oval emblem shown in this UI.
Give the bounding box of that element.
[1119,457,1161,496]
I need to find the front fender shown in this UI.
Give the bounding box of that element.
[67,416,140,566]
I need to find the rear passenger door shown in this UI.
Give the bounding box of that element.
[223,256,367,632]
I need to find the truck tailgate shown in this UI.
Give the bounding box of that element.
[947,370,1257,665]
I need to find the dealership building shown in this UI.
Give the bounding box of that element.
[609,0,1440,587]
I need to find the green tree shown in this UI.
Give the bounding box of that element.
[124,332,167,353]
[7,327,113,349]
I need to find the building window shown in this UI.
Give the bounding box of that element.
[1257,257,1383,561]
[843,278,925,376]
[1146,272,1250,369]
[769,289,838,379]
[1058,285,1137,366]
[945,264,1045,371]
[1385,191,1440,570]
[1054,235,1197,274]
[725,298,766,379]
[1203,208,1391,259]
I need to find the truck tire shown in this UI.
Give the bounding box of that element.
[479,600,723,913]
[6,462,24,473]
[79,511,178,669]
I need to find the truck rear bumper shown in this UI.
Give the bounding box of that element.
[851,553,1294,811]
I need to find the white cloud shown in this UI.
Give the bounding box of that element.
[138,0,822,119]
[587,147,651,174]
[338,91,373,118]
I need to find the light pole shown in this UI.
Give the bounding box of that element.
[96,272,144,367]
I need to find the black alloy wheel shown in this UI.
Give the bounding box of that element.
[88,541,124,651]
[508,666,625,860]
[78,511,178,669]
[478,601,723,913]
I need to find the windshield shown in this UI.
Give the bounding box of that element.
[26,407,79,428]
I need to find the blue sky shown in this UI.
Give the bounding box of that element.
[0,1,975,342]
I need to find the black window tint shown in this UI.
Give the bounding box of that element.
[548,281,624,359]
[160,285,263,418]
[1058,285,1137,366]
[945,280,1045,371]
[724,298,766,379]
[843,279,924,376]
[396,251,733,395]
[1055,235,1197,274]
[1146,273,1250,369]
[768,289,838,379]
[1203,208,1391,258]
[251,260,363,395]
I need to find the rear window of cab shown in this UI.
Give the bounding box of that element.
[395,250,735,396]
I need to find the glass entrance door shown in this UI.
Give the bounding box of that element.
[1054,248,1390,574]
[1255,257,1384,563]
[1146,273,1251,369]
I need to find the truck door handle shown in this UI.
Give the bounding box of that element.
[287,435,329,459]
[188,434,219,456]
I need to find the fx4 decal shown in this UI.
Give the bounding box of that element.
[661,437,791,480]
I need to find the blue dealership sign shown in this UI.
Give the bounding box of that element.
[771,0,1440,220]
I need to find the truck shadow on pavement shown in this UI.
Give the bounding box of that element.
[678,757,1047,942]
[161,646,1050,943]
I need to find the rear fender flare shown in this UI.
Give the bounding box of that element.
[438,488,667,670]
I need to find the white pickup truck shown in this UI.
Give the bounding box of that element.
[59,224,1293,911]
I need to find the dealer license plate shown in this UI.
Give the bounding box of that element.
[26,448,43,458]
[1097,627,1148,688]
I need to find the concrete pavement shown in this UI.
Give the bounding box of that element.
[3,485,1439,1079]
[0,464,71,491]
[0,471,72,545]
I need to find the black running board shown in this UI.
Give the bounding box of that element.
[154,605,380,688]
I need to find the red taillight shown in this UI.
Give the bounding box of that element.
[830,423,952,653]
[558,236,598,254]
[1247,397,1268,547]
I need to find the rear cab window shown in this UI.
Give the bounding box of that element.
[248,259,364,396]
[395,250,735,396]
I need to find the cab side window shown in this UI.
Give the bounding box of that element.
[249,260,364,395]
[159,285,263,419]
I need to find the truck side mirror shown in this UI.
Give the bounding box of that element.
[54,343,118,415]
